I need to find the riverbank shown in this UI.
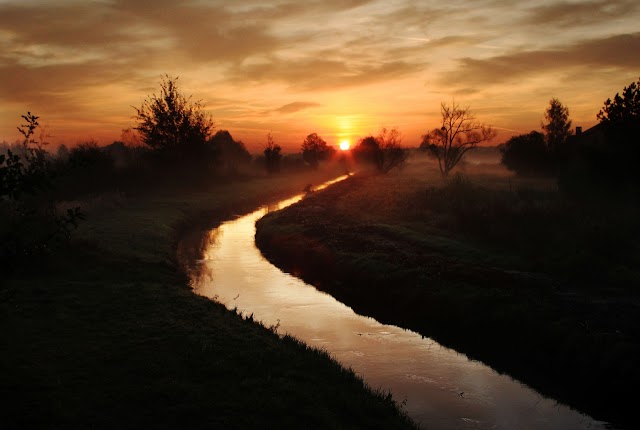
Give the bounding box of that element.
[1,169,417,429]
[255,160,639,428]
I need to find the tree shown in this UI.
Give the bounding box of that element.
[352,135,382,170]
[1,112,50,201]
[301,133,334,169]
[592,77,640,185]
[597,77,639,145]
[597,77,640,125]
[376,127,407,173]
[1,113,82,267]
[542,98,572,154]
[264,132,282,174]
[352,127,407,174]
[210,130,252,174]
[133,75,214,152]
[500,131,551,176]
[421,102,496,176]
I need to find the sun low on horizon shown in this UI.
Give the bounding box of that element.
[1,1,639,151]
[339,140,351,151]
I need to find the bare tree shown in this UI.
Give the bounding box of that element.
[352,127,407,174]
[421,102,496,176]
[264,132,282,174]
[377,127,407,173]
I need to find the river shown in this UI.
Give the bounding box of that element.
[193,176,608,430]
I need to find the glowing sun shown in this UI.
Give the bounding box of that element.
[339,140,351,150]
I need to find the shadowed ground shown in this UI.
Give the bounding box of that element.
[1,169,417,429]
[255,159,639,429]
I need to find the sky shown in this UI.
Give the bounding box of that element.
[0,0,639,152]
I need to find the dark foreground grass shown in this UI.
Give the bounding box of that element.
[255,159,639,429]
[1,169,417,430]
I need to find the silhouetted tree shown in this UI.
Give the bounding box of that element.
[301,133,335,169]
[557,79,640,194]
[56,144,70,162]
[352,128,407,174]
[594,77,640,184]
[264,132,282,174]
[598,77,639,125]
[352,135,382,170]
[133,75,214,153]
[597,77,639,146]
[376,127,407,173]
[421,102,496,176]
[542,98,572,154]
[500,131,551,176]
[210,130,252,174]
[64,141,116,191]
[1,113,82,267]
[1,113,50,200]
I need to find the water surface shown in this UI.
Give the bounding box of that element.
[194,176,607,430]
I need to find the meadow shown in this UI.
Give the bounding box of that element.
[256,154,639,428]
[1,166,417,429]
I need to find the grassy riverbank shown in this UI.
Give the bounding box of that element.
[255,158,639,428]
[1,169,417,429]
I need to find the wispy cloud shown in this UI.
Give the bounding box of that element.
[271,102,322,114]
[522,0,640,27]
[228,57,428,91]
[442,33,640,88]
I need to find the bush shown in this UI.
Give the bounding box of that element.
[1,113,83,269]
[500,131,552,176]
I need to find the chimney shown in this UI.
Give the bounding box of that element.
[575,126,582,135]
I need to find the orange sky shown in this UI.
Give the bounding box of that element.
[1,0,639,152]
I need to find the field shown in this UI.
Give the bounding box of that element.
[1,168,417,429]
[256,155,640,428]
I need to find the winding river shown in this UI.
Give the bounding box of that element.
[193,176,608,430]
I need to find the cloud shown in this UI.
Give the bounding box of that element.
[228,56,427,91]
[442,32,640,88]
[272,102,322,114]
[0,2,285,66]
[1,0,639,145]
[522,0,640,27]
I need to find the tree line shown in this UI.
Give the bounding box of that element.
[499,77,640,196]
[3,75,637,267]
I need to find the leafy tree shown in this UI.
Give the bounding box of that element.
[421,102,496,176]
[353,135,382,170]
[133,75,214,152]
[500,131,551,176]
[542,98,572,154]
[590,77,640,185]
[210,130,252,174]
[264,132,282,174]
[352,128,407,174]
[301,133,335,169]
[597,77,640,125]
[597,77,640,145]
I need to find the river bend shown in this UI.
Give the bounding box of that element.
[193,176,607,430]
